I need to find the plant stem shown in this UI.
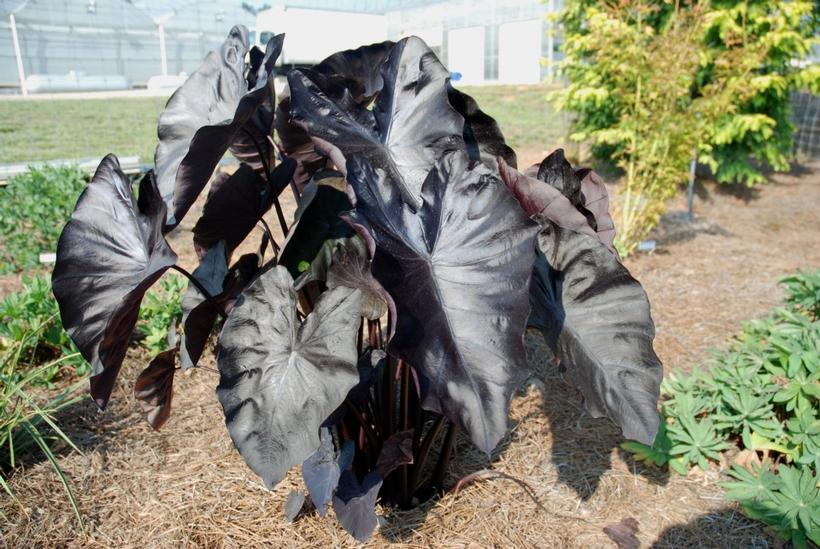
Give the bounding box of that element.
[343,399,379,451]
[409,414,445,493]
[432,423,458,492]
[170,265,224,317]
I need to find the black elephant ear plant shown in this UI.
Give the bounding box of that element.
[52,27,663,542]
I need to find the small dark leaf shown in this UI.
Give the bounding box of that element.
[447,86,516,168]
[333,470,382,543]
[180,242,228,370]
[498,157,597,238]
[375,429,414,478]
[53,155,177,408]
[530,227,662,445]
[273,94,329,189]
[576,169,616,254]
[603,517,640,549]
[326,239,394,322]
[192,160,296,258]
[536,149,583,206]
[303,428,340,517]
[283,490,306,523]
[279,183,355,279]
[290,37,539,453]
[134,349,176,430]
[216,267,362,488]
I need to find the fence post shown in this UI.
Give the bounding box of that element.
[9,13,27,96]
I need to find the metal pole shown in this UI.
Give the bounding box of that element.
[158,23,168,76]
[9,13,27,96]
[546,0,555,83]
[687,149,697,221]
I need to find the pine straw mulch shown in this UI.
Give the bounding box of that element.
[2,158,818,548]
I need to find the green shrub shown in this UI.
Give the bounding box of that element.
[622,271,820,547]
[559,0,817,186]
[0,165,88,274]
[136,274,185,354]
[0,275,89,385]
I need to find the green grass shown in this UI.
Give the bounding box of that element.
[458,84,569,154]
[0,97,167,164]
[0,86,565,165]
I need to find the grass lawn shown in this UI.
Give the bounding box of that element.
[0,97,168,164]
[0,85,565,165]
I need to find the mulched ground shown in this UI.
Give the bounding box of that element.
[2,156,817,548]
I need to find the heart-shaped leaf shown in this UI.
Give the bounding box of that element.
[313,40,395,102]
[134,349,176,430]
[290,37,539,453]
[529,226,662,445]
[302,428,341,517]
[332,429,414,542]
[154,27,285,227]
[333,469,382,542]
[216,266,362,488]
[52,155,177,408]
[283,490,306,523]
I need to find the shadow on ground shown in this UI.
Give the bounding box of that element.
[650,507,772,548]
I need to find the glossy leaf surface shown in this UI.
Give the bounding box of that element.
[216,266,362,488]
[52,155,177,408]
[290,37,539,453]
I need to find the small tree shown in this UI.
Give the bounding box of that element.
[556,1,786,253]
[560,0,817,186]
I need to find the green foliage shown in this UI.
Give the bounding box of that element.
[622,270,820,546]
[557,1,818,253]
[560,0,817,185]
[136,274,185,354]
[0,315,84,527]
[780,271,820,319]
[0,165,88,274]
[0,275,89,385]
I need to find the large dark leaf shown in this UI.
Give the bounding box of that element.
[216,266,362,489]
[289,38,465,212]
[229,34,285,173]
[154,27,285,227]
[313,40,395,102]
[52,155,177,408]
[290,37,539,453]
[447,86,517,168]
[134,349,176,430]
[529,226,662,445]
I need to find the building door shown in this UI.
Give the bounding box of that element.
[447,26,484,84]
[498,19,542,84]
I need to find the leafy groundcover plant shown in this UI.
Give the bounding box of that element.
[51,27,663,541]
[623,271,820,548]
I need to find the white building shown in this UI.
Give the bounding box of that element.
[1,0,563,92]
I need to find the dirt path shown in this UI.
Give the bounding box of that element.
[2,160,818,548]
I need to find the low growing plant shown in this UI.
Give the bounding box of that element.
[50,29,663,540]
[623,271,820,548]
[0,165,88,274]
[136,274,185,355]
[0,275,89,384]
